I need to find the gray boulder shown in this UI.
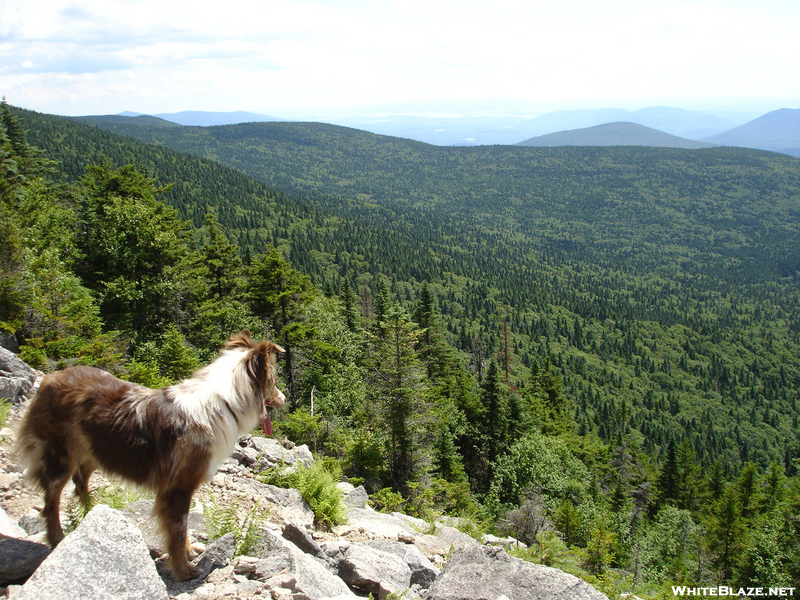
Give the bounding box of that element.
[227,477,315,528]
[337,482,370,508]
[282,522,327,561]
[193,531,236,579]
[425,545,608,600]
[244,436,314,470]
[0,346,37,402]
[121,498,206,557]
[254,527,357,599]
[0,536,51,585]
[12,504,169,600]
[338,543,413,599]
[363,539,440,588]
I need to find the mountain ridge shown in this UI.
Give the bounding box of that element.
[517,122,717,149]
[704,108,800,156]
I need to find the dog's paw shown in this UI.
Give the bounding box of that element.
[171,561,201,581]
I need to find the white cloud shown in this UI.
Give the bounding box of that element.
[1,0,798,115]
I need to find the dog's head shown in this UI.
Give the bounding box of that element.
[226,330,286,434]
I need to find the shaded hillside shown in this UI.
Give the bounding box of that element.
[517,122,716,148]
[705,108,800,156]
[13,107,800,475]
[71,114,182,128]
[153,110,283,126]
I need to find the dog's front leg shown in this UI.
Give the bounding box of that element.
[155,487,200,581]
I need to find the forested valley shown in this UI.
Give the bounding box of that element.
[3,102,800,597]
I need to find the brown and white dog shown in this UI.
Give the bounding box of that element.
[15,330,285,580]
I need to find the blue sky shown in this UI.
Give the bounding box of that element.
[1,0,798,117]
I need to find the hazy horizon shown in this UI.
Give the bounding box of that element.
[2,0,798,119]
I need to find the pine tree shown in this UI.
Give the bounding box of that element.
[369,303,427,495]
[340,277,359,332]
[247,245,316,403]
[200,213,242,300]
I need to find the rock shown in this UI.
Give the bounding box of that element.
[17,514,45,537]
[0,505,27,539]
[345,507,418,540]
[425,544,608,600]
[232,445,260,466]
[337,482,369,508]
[193,532,237,579]
[483,533,526,550]
[0,536,51,585]
[232,478,315,527]
[282,522,326,560]
[12,504,169,600]
[362,539,440,588]
[338,543,413,599]
[121,498,206,557]
[0,346,38,402]
[244,435,314,469]
[255,527,357,599]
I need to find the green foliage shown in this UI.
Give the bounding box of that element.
[204,495,266,557]
[0,401,11,427]
[344,429,387,493]
[370,487,406,514]
[487,431,591,512]
[259,461,345,528]
[76,162,191,338]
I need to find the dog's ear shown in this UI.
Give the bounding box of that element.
[225,330,254,351]
[246,340,281,394]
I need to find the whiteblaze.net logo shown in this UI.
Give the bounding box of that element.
[671,586,796,597]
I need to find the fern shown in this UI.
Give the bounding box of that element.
[0,401,11,429]
[258,461,345,528]
[204,496,267,557]
[63,483,148,533]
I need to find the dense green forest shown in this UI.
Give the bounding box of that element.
[3,102,800,597]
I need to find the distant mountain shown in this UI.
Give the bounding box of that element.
[153,110,282,126]
[517,122,717,149]
[518,107,741,141]
[71,114,182,128]
[704,108,800,156]
[320,106,743,146]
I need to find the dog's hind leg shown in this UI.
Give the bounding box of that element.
[155,487,201,581]
[37,451,72,547]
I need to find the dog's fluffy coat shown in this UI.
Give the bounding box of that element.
[15,330,285,580]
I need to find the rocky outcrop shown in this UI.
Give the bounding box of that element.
[0,347,38,403]
[12,504,169,600]
[425,544,609,600]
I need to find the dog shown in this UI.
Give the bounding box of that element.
[15,330,285,580]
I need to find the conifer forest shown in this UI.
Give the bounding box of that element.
[2,101,800,597]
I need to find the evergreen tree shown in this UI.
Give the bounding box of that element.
[339,277,359,332]
[481,359,509,465]
[200,213,242,300]
[369,303,427,495]
[247,245,316,403]
[75,162,190,338]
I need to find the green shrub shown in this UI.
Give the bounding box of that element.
[370,487,406,513]
[204,495,266,557]
[259,461,345,528]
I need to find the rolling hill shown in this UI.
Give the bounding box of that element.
[704,108,800,156]
[517,122,717,148]
[13,105,800,475]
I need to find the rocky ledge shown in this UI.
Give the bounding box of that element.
[0,377,608,600]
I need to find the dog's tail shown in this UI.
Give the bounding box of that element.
[14,374,58,491]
